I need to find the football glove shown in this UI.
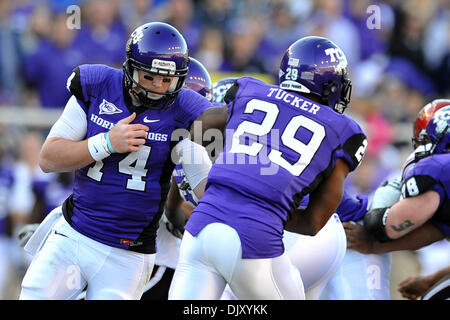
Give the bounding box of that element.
[369,178,402,210]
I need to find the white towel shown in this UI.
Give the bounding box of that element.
[24,206,63,256]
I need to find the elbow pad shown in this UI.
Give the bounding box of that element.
[363,207,393,243]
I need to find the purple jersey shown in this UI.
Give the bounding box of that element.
[402,153,450,236]
[186,77,367,258]
[299,191,369,222]
[62,64,211,253]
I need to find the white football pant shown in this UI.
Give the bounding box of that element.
[221,213,346,300]
[20,215,155,300]
[168,222,305,300]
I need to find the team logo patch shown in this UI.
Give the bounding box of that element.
[99,99,123,115]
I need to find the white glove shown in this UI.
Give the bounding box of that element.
[18,223,40,248]
[369,179,402,210]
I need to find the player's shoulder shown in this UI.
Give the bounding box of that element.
[176,87,213,107]
[224,77,271,101]
[337,112,365,135]
[67,64,122,103]
[409,153,449,178]
[76,64,121,82]
[401,154,450,198]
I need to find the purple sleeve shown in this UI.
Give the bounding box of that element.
[296,191,369,222]
[336,192,369,222]
[334,118,367,173]
[402,157,445,207]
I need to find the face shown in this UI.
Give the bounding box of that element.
[134,70,175,99]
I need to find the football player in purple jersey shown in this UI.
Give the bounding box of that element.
[335,100,450,300]
[169,36,368,300]
[19,22,227,300]
[344,100,450,253]
[343,102,450,300]
[141,57,213,300]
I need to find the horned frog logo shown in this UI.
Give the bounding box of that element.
[131,28,144,44]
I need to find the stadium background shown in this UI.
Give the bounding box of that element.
[0,0,448,299]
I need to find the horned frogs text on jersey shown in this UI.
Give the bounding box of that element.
[63,64,211,253]
[186,77,367,258]
[402,153,450,236]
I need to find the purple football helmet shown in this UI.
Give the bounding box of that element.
[184,57,213,101]
[123,22,189,109]
[279,36,352,113]
[426,105,450,155]
[212,77,238,104]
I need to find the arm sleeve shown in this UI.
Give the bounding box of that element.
[336,191,369,222]
[47,95,87,141]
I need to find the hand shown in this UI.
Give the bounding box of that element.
[343,221,375,254]
[398,275,432,300]
[162,210,185,239]
[165,221,184,239]
[370,178,402,209]
[17,223,40,248]
[108,113,149,153]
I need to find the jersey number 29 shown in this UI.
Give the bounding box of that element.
[229,99,326,176]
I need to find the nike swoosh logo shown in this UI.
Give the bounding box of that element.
[143,117,160,123]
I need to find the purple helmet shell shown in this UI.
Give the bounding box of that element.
[426,105,450,155]
[123,22,189,109]
[212,77,238,104]
[279,36,352,113]
[184,57,213,101]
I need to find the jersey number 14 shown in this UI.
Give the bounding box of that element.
[87,145,151,191]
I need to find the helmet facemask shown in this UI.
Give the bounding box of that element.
[124,58,187,109]
[322,73,352,114]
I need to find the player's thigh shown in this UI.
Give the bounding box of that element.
[230,252,305,300]
[20,231,86,300]
[86,248,155,300]
[169,230,226,300]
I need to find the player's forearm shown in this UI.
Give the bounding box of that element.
[39,137,95,172]
[371,222,445,253]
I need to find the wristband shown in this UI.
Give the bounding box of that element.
[88,132,111,161]
[105,132,115,153]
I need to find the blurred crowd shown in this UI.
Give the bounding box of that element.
[0,0,449,299]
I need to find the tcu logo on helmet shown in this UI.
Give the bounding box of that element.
[432,109,450,134]
[325,48,346,63]
[131,29,144,44]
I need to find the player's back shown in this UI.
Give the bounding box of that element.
[186,77,366,258]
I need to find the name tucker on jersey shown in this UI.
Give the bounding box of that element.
[267,87,321,114]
